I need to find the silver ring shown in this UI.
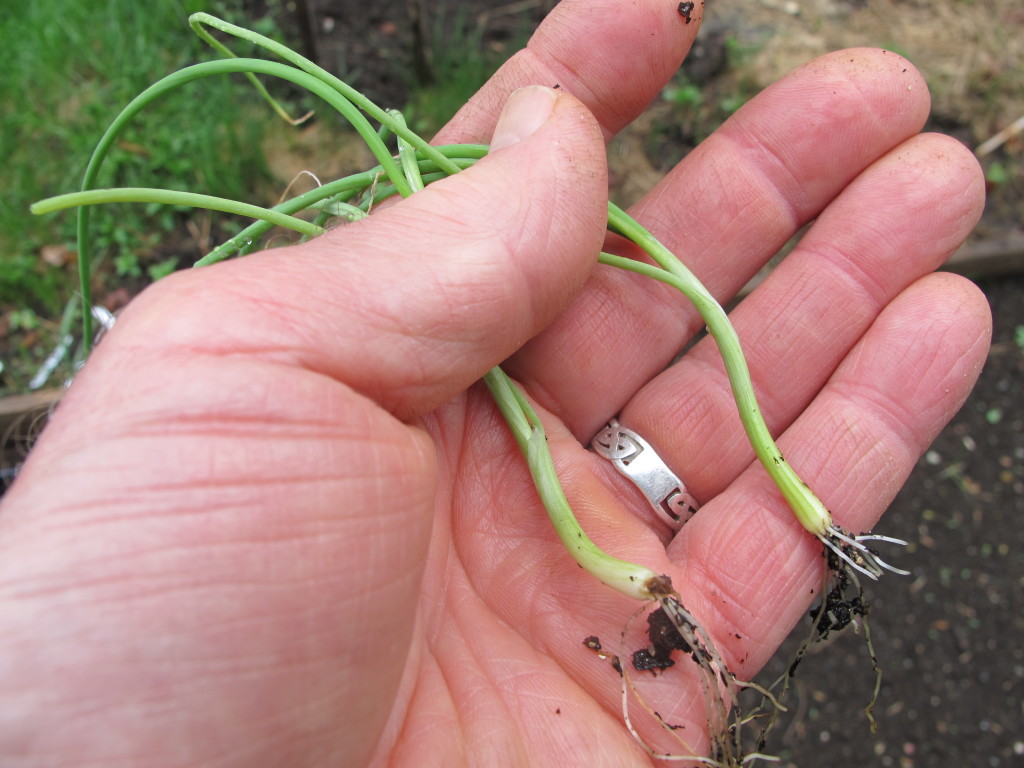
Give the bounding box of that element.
[590,418,699,530]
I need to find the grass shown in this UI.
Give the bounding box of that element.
[0,0,536,396]
[0,0,286,393]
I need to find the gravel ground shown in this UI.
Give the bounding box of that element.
[760,274,1024,767]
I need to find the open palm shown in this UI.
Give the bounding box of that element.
[0,2,990,766]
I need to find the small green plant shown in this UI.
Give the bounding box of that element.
[113,253,143,280]
[662,80,704,109]
[147,256,181,282]
[32,15,908,764]
[7,309,39,333]
[723,33,761,69]
[656,62,760,152]
[984,160,1010,186]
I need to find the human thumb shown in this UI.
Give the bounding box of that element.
[330,85,608,417]
[490,85,559,150]
[117,86,609,419]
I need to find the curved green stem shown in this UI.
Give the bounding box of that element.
[34,188,324,238]
[600,212,833,537]
[188,14,311,125]
[195,173,376,266]
[484,367,662,601]
[46,13,839,606]
[189,13,462,178]
[70,56,404,352]
[390,109,426,193]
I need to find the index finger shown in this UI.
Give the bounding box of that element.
[433,0,704,145]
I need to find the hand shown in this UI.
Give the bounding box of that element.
[0,2,991,766]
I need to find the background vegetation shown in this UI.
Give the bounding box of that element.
[0,0,537,396]
[0,0,284,393]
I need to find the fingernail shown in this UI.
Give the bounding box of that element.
[490,86,557,151]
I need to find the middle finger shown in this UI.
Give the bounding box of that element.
[505,49,935,438]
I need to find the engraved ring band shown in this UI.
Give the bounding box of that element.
[590,419,700,530]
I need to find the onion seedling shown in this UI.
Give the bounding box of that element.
[31,13,909,764]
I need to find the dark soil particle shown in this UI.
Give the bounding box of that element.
[810,553,868,636]
[583,635,623,675]
[632,605,693,673]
